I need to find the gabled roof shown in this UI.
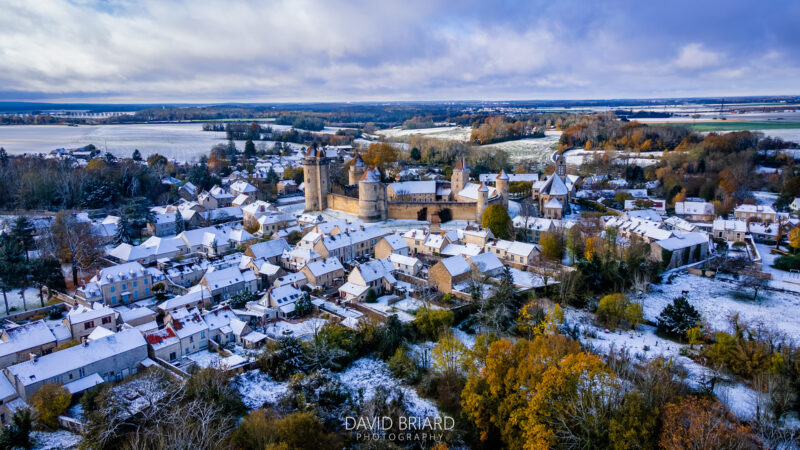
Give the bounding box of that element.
[360,168,381,183]
[540,174,568,196]
[440,255,471,277]
[304,257,344,277]
[248,239,291,259]
[454,157,469,172]
[469,252,504,273]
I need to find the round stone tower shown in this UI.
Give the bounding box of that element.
[358,168,386,222]
[451,157,470,199]
[496,169,509,209]
[303,144,330,212]
[476,182,489,223]
[349,151,367,185]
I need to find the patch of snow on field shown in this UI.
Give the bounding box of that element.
[0,287,45,316]
[643,272,800,340]
[31,430,81,449]
[756,243,800,293]
[377,126,472,141]
[480,131,561,163]
[236,369,289,409]
[338,358,440,418]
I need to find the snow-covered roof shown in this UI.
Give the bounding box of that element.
[675,201,714,216]
[7,329,146,387]
[0,320,57,358]
[321,226,389,251]
[304,257,344,277]
[158,287,212,311]
[355,259,396,284]
[713,218,747,233]
[339,282,369,297]
[469,252,504,273]
[230,180,258,194]
[247,239,291,260]
[388,253,420,267]
[63,373,105,394]
[625,209,662,222]
[544,197,563,209]
[657,232,709,251]
[171,309,209,339]
[486,239,537,257]
[458,182,497,200]
[267,285,303,306]
[204,266,249,290]
[440,256,471,277]
[512,216,554,231]
[734,204,776,215]
[66,304,115,325]
[274,272,307,286]
[202,306,238,331]
[0,374,16,399]
[389,181,436,195]
[360,168,381,183]
[441,243,484,257]
[87,327,115,341]
[95,262,147,286]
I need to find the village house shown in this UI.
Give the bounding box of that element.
[64,304,116,341]
[229,180,258,198]
[651,232,709,270]
[461,228,494,247]
[167,308,209,356]
[273,272,307,289]
[468,252,505,277]
[674,201,715,222]
[734,204,777,223]
[148,212,179,237]
[748,221,780,242]
[300,226,389,262]
[374,234,410,259]
[202,306,239,346]
[146,328,182,362]
[345,259,396,297]
[713,218,748,242]
[201,267,258,303]
[485,239,538,266]
[281,247,323,271]
[388,253,422,276]
[245,239,291,265]
[76,262,153,306]
[512,216,555,243]
[428,255,473,294]
[277,179,298,195]
[0,321,58,369]
[300,257,345,289]
[5,329,148,401]
[260,285,305,318]
[157,287,213,314]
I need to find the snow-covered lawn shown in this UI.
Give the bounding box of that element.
[31,430,81,449]
[642,272,800,340]
[479,131,561,162]
[236,358,440,419]
[756,243,800,293]
[0,287,45,315]
[377,126,472,142]
[561,148,662,167]
[360,295,438,322]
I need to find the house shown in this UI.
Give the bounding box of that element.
[64,304,116,341]
[202,306,239,346]
[5,329,148,401]
[624,198,666,215]
[232,193,254,207]
[790,198,800,212]
[158,287,213,314]
[301,226,389,262]
[468,252,504,277]
[273,272,307,289]
[512,216,555,243]
[260,285,305,318]
[179,182,198,200]
[201,267,258,303]
[346,259,396,296]
[281,247,323,271]
[107,235,188,265]
[401,229,457,256]
[713,218,748,242]
[429,256,473,294]
[0,375,19,425]
[651,233,709,270]
[255,213,297,235]
[229,180,258,198]
[485,239,538,266]
[387,181,437,202]
[300,257,345,289]
[242,201,277,228]
[748,222,780,242]
[245,239,291,265]
[148,212,178,237]
[675,201,715,222]
[76,262,153,306]
[374,234,410,259]
[0,321,58,369]
[116,305,158,328]
[197,206,244,227]
[462,228,494,247]
[734,204,777,223]
[277,180,298,195]
[388,253,422,276]
[145,328,182,362]
[168,308,209,356]
[209,186,235,207]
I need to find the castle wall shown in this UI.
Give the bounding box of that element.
[387,201,479,221]
[327,193,360,215]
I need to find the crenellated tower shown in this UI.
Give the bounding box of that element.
[496,169,509,209]
[358,167,387,222]
[303,144,330,212]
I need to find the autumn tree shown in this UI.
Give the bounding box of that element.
[481,204,511,239]
[363,142,398,172]
[539,231,564,261]
[596,293,644,330]
[30,384,71,428]
[789,227,800,252]
[659,396,759,449]
[50,211,104,287]
[413,307,454,341]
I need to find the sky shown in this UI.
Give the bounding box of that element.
[1,0,799,103]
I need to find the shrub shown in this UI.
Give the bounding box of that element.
[481,204,511,239]
[774,254,800,271]
[30,384,71,428]
[0,409,31,449]
[413,307,454,341]
[364,288,377,303]
[388,347,419,383]
[596,293,643,330]
[656,296,701,340]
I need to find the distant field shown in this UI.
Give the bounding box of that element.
[689,121,800,131]
[479,131,561,162]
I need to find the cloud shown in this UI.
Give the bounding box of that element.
[674,43,723,69]
[0,0,798,102]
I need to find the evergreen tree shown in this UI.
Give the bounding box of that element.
[0,147,8,168]
[174,213,185,235]
[481,204,512,239]
[9,216,35,262]
[656,296,701,339]
[244,139,256,159]
[294,292,312,317]
[113,215,132,245]
[132,149,142,161]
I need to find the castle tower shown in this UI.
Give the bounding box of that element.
[476,182,489,223]
[496,169,509,209]
[358,168,386,222]
[451,157,470,199]
[349,151,367,185]
[555,154,566,179]
[303,144,330,212]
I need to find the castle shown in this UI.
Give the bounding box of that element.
[303,147,506,223]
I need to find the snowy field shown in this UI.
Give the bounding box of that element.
[561,148,662,167]
[0,287,45,316]
[31,430,81,449]
[236,357,440,418]
[478,131,561,162]
[642,271,800,340]
[376,126,472,142]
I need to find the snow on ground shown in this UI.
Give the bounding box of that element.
[361,295,439,322]
[642,271,800,340]
[561,148,662,167]
[751,191,779,206]
[236,369,290,409]
[0,287,45,316]
[479,131,561,163]
[31,430,81,450]
[756,243,800,293]
[338,358,440,418]
[450,327,475,350]
[377,126,472,142]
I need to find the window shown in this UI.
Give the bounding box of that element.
[111,297,116,305]
[145,288,149,295]
[110,286,115,293]
[133,281,138,287]
[102,316,112,324]
[170,352,176,361]
[201,331,206,339]
[121,283,126,290]
[144,279,148,284]
[134,291,139,299]
[190,336,194,343]
[84,321,94,330]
